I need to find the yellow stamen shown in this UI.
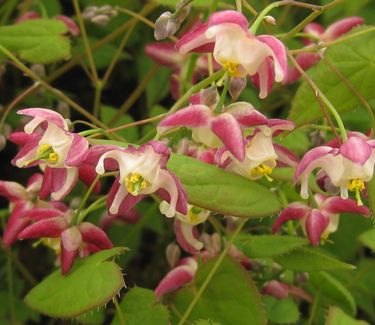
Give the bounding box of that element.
[222,61,240,77]
[250,163,273,182]
[47,152,59,164]
[37,143,52,154]
[125,173,148,196]
[347,178,365,206]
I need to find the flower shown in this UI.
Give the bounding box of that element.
[10,108,92,201]
[158,101,270,161]
[94,141,188,218]
[160,202,210,253]
[18,209,113,274]
[176,10,288,98]
[215,119,296,180]
[295,134,375,204]
[287,16,364,83]
[272,194,370,245]
[263,280,312,302]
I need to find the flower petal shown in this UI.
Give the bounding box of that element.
[61,227,82,274]
[22,207,65,221]
[339,136,372,165]
[322,195,370,216]
[0,181,28,202]
[286,53,320,84]
[323,17,364,41]
[78,163,101,193]
[18,108,69,132]
[272,203,310,234]
[65,134,89,167]
[50,167,78,201]
[305,209,330,246]
[78,222,113,249]
[145,42,186,67]
[226,102,268,127]
[18,216,68,239]
[263,280,289,299]
[55,15,80,36]
[2,202,30,246]
[174,219,203,254]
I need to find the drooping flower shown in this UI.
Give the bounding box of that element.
[17,209,113,274]
[176,10,288,98]
[295,134,375,204]
[94,141,188,218]
[158,101,270,161]
[272,194,370,245]
[263,280,312,302]
[10,108,93,201]
[160,202,210,253]
[215,119,296,180]
[287,16,364,83]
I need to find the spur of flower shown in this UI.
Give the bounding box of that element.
[215,119,296,181]
[94,141,188,218]
[295,134,375,205]
[175,10,288,98]
[158,101,271,161]
[272,194,370,245]
[10,108,92,201]
[287,16,364,83]
[17,209,113,274]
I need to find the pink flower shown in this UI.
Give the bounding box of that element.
[215,119,296,180]
[287,17,363,83]
[176,10,288,98]
[10,108,92,201]
[94,141,188,218]
[272,194,370,245]
[158,101,270,161]
[263,280,312,302]
[18,209,113,274]
[295,135,375,204]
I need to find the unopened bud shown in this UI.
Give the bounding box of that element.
[264,15,276,25]
[82,5,117,26]
[82,6,98,20]
[175,0,192,22]
[263,280,289,299]
[70,197,82,209]
[31,64,46,79]
[190,87,218,107]
[91,14,110,26]
[154,12,179,40]
[166,243,181,268]
[229,77,247,100]
[57,101,71,119]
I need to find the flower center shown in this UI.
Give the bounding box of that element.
[250,163,273,182]
[125,173,148,196]
[347,178,365,206]
[23,143,59,166]
[188,206,203,223]
[222,61,240,77]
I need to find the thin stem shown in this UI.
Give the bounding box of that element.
[93,81,103,118]
[108,65,160,125]
[287,51,347,141]
[280,12,322,40]
[241,0,258,16]
[72,0,99,82]
[177,218,248,325]
[107,113,167,133]
[307,289,321,325]
[236,0,242,13]
[214,74,230,113]
[114,296,126,325]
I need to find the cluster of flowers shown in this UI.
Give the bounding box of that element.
[1,9,373,302]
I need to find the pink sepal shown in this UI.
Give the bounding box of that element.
[100,208,141,230]
[286,53,320,84]
[39,167,53,199]
[79,163,101,193]
[324,17,364,40]
[11,134,41,167]
[274,144,299,167]
[22,207,65,221]
[173,219,201,254]
[15,12,40,24]
[263,280,289,299]
[2,202,30,246]
[339,136,372,165]
[61,227,82,274]
[84,145,121,169]
[78,222,113,249]
[145,42,186,67]
[8,131,37,147]
[18,216,68,239]
[272,204,310,234]
[55,15,80,36]
[65,134,89,167]
[322,196,370,216]
[306,209,329,246]
[18,108,68,131]
[155,257,197,299]
[0,181,28,202]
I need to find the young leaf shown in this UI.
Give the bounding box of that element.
[235,234,309,258]
[309,272,356,316]
[111,287,169,325]
[0,19,70,64]
[170,256,266,325]
[262,296,300,324]
[289,27,375,127]
[274,247,355,271]
[24,248,125,318]
[358,228,375,251]
[326,307,369,325]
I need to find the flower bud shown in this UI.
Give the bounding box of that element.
[91,14,110,26]
[57,101,71,119]
[166,243,181,268]
[264,15,276,25]
[229,77,247,100]
[154,12,179,40]
[175,0,192,22]
[30,64,46,79]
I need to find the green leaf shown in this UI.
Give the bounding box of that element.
[101,105,138,142]
[193,320,221,325]
[168,153,281,217]
[326,307,369,325]
[359,227,375,251]
[289,26,375,127]
[309,272,356,315]
[24,248,125,318]
[111,287,169,325]
[235,235,308,258]
[171,257,266,325]
[366,176,375,219]
[274,247,355,271]
[0,19,70,64]
[262,296,300,324]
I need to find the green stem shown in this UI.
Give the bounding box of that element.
[214,74,230,113]
[177,218,248,325]
[114,296,126,325]
[236,0,242,12]
[307,289,321,325]
[72,0,99,82]
[93,80,103,118]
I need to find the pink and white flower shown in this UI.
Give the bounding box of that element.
[287,16,364,83]
[272,194,370,245]
[18,209,113,274]
[158,101,270,161]
[10,108,91,201]
[94,141,188,218]
[295,135,375,204]
[176,10,288,98]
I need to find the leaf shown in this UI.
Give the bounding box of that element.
[170,256,266,325]
[101,105,138,142]
[289,26,375,127]
[0,19,71,64]
[235,235,309,258]
[326,307,369,325]
[366,176,375,219]
[262,296,300,324]
[168,153,281,217]
[24,247,125,318]
[193,320,221,325]
[309,272,356,315]
[274,247,355,271]
[111,287,169,325]
[358,227,375,251]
